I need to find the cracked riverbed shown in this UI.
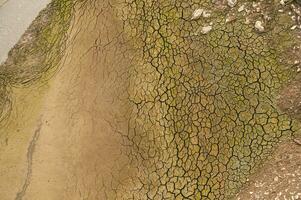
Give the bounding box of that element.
[0,0,301,199]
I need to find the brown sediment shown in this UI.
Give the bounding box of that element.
[236,134,301,199]
[19,1,134,199]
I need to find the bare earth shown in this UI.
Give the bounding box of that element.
[0,0,301,200]
[1,1,131,199]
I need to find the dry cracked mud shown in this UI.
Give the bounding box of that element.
[0,0,301,199]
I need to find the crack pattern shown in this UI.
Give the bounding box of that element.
[1,0,300,199]
[15,119,43,200]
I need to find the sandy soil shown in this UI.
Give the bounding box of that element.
[20,2,132,200]
[0,1,132,199]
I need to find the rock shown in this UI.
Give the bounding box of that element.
[238,5,245,12]
[225,15,236,23]
[201,25,212,34]
[191,9,204,20]
[191,8,211,19]
[255,21,265,32]
[227,0,237,8]
[280,0,286,5]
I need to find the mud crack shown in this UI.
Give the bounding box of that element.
[15,119,43,200]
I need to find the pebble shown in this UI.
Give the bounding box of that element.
[227,0,237,8]
[191,9,204,20]
[264,15,271,21]
[255,21,265,32]
[201,25,212,34]
[191,8,211,19]
[225,15,236,23]
[292,16,296,21]
[238,5,245,12]
[280,0,286,5]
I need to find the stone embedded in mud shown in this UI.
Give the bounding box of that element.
[255,20,265,32]
[280,0,286,5]
[191,8,211,19]
[227,0,237,8]
[191,9,204,19]
[200,25,212,34]
[225,15,236,23]
[238,5,245,12]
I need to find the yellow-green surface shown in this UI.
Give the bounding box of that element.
[117,0,299,199]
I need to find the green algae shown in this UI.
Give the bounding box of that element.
[0,0,74,86]
[0,0,75,125]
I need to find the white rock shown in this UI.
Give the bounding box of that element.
[191,9,204,19]
[292,16,296,21]
[291,25,297,30]
[255,21,265,32]
[238,5,245,12]
[264,15,271,21]
[201,25,212,34]
[227,0,237,7]
[225,15,236,23]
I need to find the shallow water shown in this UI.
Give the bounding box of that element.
[0,0,50,64]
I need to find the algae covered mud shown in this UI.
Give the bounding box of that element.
[0,0,51,63]
[0,0,300,199]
